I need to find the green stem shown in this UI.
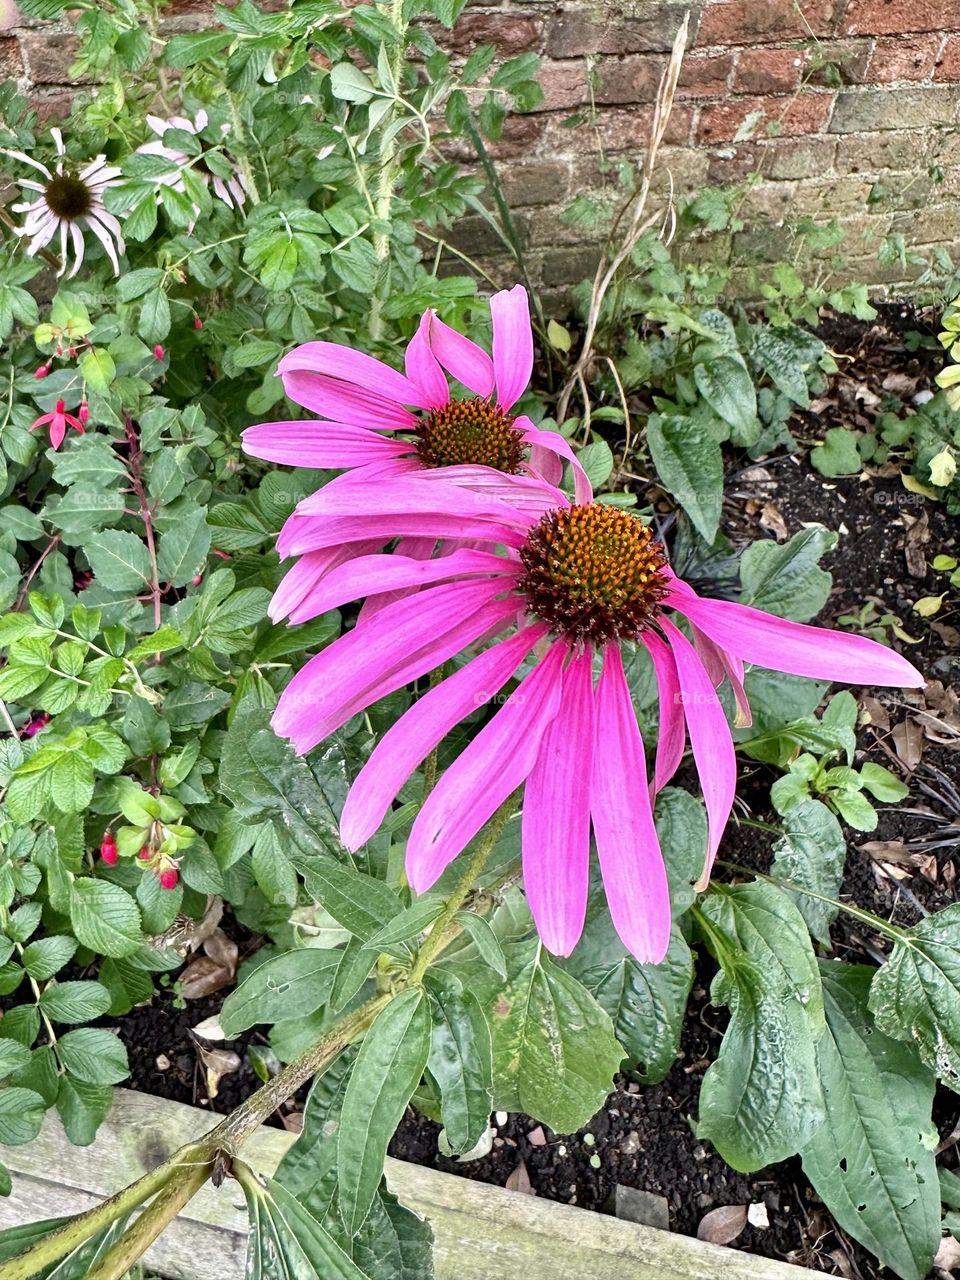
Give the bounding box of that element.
[410,795,516,983]
[227,94,261,205]
[367,0,407,339]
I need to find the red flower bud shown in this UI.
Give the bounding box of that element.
[55,399,65,414]
[153,344,165,360]
[100,840,118,865]
[22,713,50,737]
[55,344,63,356]
[193,316,203,330]
[78,401,90,425]
[67,346,77,359]
[138,847,152,861]
[191,574,202,586]
[34,365,48,379]
[159,867,179,890]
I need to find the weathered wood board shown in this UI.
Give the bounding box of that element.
[0,1088,814,1279]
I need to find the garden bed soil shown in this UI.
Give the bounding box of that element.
[107,304,959,1278]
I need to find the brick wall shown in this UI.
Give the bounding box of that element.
[5,0,960,296]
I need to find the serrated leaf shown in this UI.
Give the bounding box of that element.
[69,880,142,959]
[157,508,210,588]
[39,980,112,1024]
[0,1088,46,1145]
[57,1028,129,1085]
[85,531,152,592]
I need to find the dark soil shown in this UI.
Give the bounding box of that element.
[117,303,958,1279]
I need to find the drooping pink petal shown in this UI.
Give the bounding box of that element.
[515,415,593,505]
[242,421,411,468]
[406,640,567,893]
[278,366,417,431]
[427,311,495,399]
[48,414,66,450]
[279,341,431,409]
[490,285,533,412]
[295,473,536,533]
[522,647,594,956]
[404,310,449,410]
[341,622,550,850]
[284,549,516,620]
[278,510,529,557]
[642,631,686,793]
[273,582,518,753]
[659,617,736,889]
[269,541,384,621]
[691,625,751,729]
[356,536,439,626]
[404,463,565,517]
[667,591,925,689]
[591,644,671,964]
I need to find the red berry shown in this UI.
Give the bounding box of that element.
[34,365,48,379]
[78,401,90,425]
[159,868,179,890]
[138,847,152,861]
[193,316,203,330]
[153,344,165,360]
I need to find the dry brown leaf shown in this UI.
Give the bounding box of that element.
[892,717,924,771]
[281,1111,304,1135]
[932,622,960,650]
[901,510,930,578]
[882,372,919,396]
[198,1047,241,1099]
[859,696,890,732]
[697,1204,748,1245]
[759,501,788,541]
[203,927,239,977]
[180,955,234,1000]
[861,839,916,866]
[505,1160,535,1196]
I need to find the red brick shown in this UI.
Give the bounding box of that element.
[442,14,542,57]
[595,54,664,105]
[0,35,21,78]
[807,37,873,86]
[935,35,960,81]
[734,47,803,95]
[868,34,940,81]
[546,4,694,58]
[22,32,81,84]
[536,60,590,112]
[29,90,74,123]
[697,91,833,143]
[843,0,960,35]
[676,52,734,97]
[697,0,841,46]
[546,104,693,154]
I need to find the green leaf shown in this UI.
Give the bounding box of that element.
[0,1088,46,1145]
[157,508,211,588]
[337,990,431,1236]
[85,530,152,592]
[694,355,758,443]
[329,61,377,103]
[221,949,341,1036]
[812,427,863,477]
[69,880,142,959]
[56,1072,114,1146]
[771,799,847,946]
[487,942,623,1132]
[298,861,403,943]
[738,525,838,621]
[365,897,444,952]
[869,902,960,1091]
[751,326,810,407]
[646,414,723,543]
[50,752,95,814]
[39,980,112,1024]
[453,912,506,979]
[239,1171,370,1280]
[800,962,939,1280]
[57,1028,129,1085]
[77,349,115,395]
[575,441,614,489]
[697,881,825,1171]
[138,286,170,342]
[426,973,493,1155]
[0,1039,32,1077]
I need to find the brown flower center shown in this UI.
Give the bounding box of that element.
[415,398,526,473]
[519,504,668,645]
[44,173,93,221]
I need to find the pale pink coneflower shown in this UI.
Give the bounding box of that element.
[137,112,247,216]
[267,474,924,965]
[4,129,124,278]
[241,286,592,625]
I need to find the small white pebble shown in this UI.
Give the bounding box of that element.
[748,1202,770,1229]
[495,1110,508,1126]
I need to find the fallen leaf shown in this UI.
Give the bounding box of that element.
[192,1014,225,1041]
[902,510,930,578]
[882,372,919,396]
[859,696,890,732]
[281,1111,304,1135]
[203,927,239,977]
[697,1204,748,1245]
[180,955,234,1000]
[892,716,924,770]
[861,839,916,866]
[198,1047,241,1099]
[759,501,788,541]
[505,1160,535,1196]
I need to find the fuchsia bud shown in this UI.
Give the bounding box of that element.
[154,344,165,360]
[22,713,49,738]
[100,833,117,865]
[159,867,179,890]
[78,401,90,425]
[193,316,203,330]
[67,346,77,359]
[55,344,63,356]
[34,365,48,379]
[138,847,152,861]
[191,574,202,586]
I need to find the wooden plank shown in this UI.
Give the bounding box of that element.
[0,1088,813,1280]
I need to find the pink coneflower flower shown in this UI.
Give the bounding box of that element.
[29,399,85,450]
[242,286,591,624]
[138,112,246,215]
[268,476,923,964]
[3,129,124,278]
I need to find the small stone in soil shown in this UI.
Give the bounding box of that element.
[606,1185,670,1232]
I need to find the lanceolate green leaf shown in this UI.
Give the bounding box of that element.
[801,962,939,1280]
[694,354,759,443]
[697,881,825,1172]
[240,1172,370,1280]
[337,990,431,1237]
[868,901,960,1092]
[771,799,847,946]
[221,948,341,1036]
[425,973,494,1155]
[645,413,723,544]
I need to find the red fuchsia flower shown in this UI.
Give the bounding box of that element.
[78,401,90,425]
[100,833,118,865]
[268,475,924,965]
[241,286,592,625]
[21,712,50,738]
[29,399,84,450]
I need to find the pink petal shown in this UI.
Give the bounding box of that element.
[341,622,549,850]
[406,640,568,892]
[273,582,518,753]
[48,416,66,450]
[403,463,564,517]
[269,541,384,621]
[642,631,686,793]
[490,285,533,412]
[279,341,430,409]
[278,366,417,431]
[404,310,449,409]
[692,625,751,728]
[242,421,411,467]
[515,416,593,504]
[355,536,438,625]
[591,644,671,964]
[522,647,594,956]
[427,311,495,399]
[295,474,535,532]
[659,618,736,889]
[285,548,516,620]
[278,511,529,556]
[668,591,925,689]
